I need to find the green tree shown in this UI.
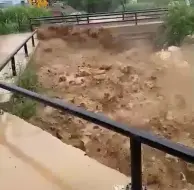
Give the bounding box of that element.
[155,2,194,47]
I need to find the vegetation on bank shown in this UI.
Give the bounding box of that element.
[155,2,194,47]
[8,63,39,120]
[0,6,51,34]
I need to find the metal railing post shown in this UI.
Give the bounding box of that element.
[135,13,138,25]
[122,11,124,20]
[11,56,17,76]
[76,15,79,24]
[24,43,28,57]
[130,137,142,190]
[87,16,89,24]
[31,35,35,47]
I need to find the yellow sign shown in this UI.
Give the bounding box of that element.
[28,0,48,8]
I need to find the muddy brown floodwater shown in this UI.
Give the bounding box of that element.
[29,25,194,190]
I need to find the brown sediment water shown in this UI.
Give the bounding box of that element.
[29,25,194,190]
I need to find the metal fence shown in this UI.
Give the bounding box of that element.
[0,30,37,76]
[29,7,168,30]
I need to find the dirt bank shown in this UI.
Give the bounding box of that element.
[30,26,194,190]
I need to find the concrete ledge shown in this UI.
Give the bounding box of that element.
[0,112,129,190]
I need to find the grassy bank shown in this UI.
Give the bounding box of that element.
[0,6,51,34]
[6,63,39,120]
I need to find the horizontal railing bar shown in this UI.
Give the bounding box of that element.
[0,82,194,163]
[30,15,164,26]
[30,8,167,21]
[88,16,123,20]
[31,17,162,27]
[137,16,162,21]
[0,30,37,72]
[30,11,166,22]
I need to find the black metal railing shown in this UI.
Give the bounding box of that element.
[0,30,37,76]
[29,7,168,30]
[0,82,194,190]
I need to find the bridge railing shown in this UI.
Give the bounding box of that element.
[0,31,37,76]
[29,8,168,30]
[0,80,193,190]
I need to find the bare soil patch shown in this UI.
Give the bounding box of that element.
[30,25,194,190]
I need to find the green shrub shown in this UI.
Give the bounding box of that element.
[11,98,37,120]
[9,64,39,120]
[0,22,19,34]
[0,6,51,34]
[158,2,194,47]
[17,64,38,92]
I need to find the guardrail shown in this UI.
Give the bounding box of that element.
[0,30,37,76]
[29,8,168,30]
[0,81,193,190]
